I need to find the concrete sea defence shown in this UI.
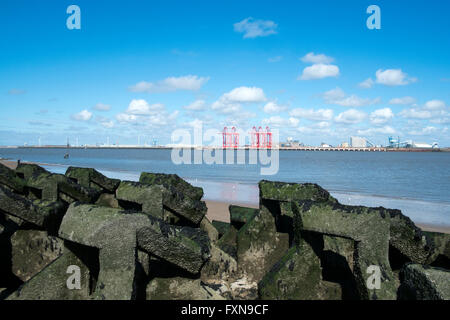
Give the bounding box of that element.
[0,163,448,300]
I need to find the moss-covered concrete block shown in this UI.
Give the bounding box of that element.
[15,163,48,181]
[0,185,66,233]
[292,201,397,300]
[201,243,237,283]
[216,225,238,259]
[58,203,147,300]
[229,205,258,229]
[116,181,206,225]
[382,208,435,265]
[423,231,450,268]
[211,220,230,238]
[7,242,96,300]
[95,193,121,209]
[259,180,337,203]
[66,167,120,193]
[200,216,219,242]
[140,172,203,201]
[399,264,450,300]
[11,230,63,282]
[258,240,322,299]
[146,277,225,300]
[236,205,290,283]
[0,163,26,194]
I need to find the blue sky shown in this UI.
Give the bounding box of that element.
[1,0,450,146]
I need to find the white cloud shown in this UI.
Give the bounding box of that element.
[399,108,432,119]
[212,87,266,114]
[93,103,111,111]
[233,17,278,39]
[263,101,287,114]
[323,87,380,107]
[424,99,446,110]
[262,116,299,127]
[71,109,92,121]
[299,64,339,80]
[389,96,416,105]
[222,86,267,103]
[408,126,438,136]
[334,109,367,124]
[375,69,417,86]
[297,122,332,135]
[129,75,209,93]
[357,126,396,136]
[358,78,374,89]
[300,52,334,64]
[126,99,164,115]
[116,113,138,123]
[183,100,206,111]
[370,108,394,125]
[289,108,333,121]
[100,120,114,128]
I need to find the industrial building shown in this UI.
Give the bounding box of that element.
[350,136,367,148]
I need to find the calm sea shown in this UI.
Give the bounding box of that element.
[1,148,449,226]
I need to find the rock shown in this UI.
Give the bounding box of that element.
[15,163,48,181]
[399,264,450,300]
[140,172,203,201]
[0,163,26,194]
[259,180,337,203]
[200,216,219,242]
[258,240,323,300]
[258,180,338,240]
[59,203,210,277]
[116,181,164,216]
[116,181,206,225]
[16,164,100,204]
[211,220,230,238]
[201,243,237,283]
[58,203,145,300]
[216,225,238,259]
[292,201,398,300]
[229,205,258,229]
[136,219,210,275]
[0,288,8,300]
[423,231,450,269]
[146,277,225,300]
[383,209,435,265]
[11,230,63,282]
[236,205,290,283]
[229,277,259,300]
[7,242,97,300]
[65,167,120,193]
[161,185,207,225]
[95,193,120,209]
[323,235,355,273]
[0,185,66,233]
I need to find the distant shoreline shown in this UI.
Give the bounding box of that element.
[1,146,449,152]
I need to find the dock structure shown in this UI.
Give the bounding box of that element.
[278,146,387,152]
